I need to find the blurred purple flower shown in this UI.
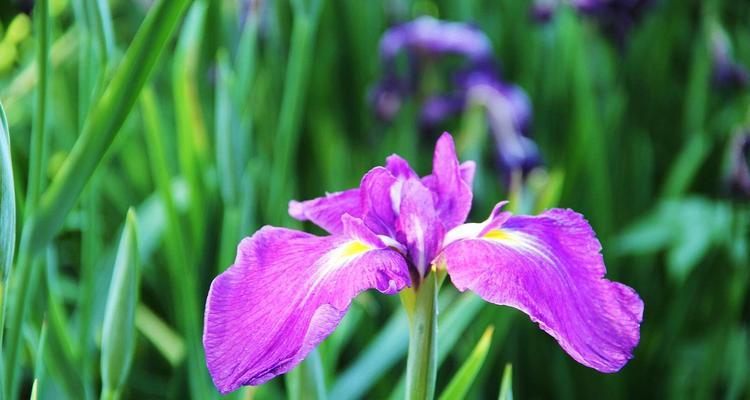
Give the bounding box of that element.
[372,16,541,177]
[203,133,643,394]
[572,0,655,46]
[726,132,750,198]
[379,16,494,62]
[530,0,558,23]
[531,0,655,46]
[710,25,749,89]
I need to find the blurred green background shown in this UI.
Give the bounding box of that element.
[0,0,748,399]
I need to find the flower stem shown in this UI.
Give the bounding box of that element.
[405,271,439,400]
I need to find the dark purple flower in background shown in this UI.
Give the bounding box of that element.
[531,0,656,46]
[530,0,558,23]
[371,16,542,178]
[710,24,749,89]
[203,133,643,393]
[571,0,655,46]
[726,132,750,198]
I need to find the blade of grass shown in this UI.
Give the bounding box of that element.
[141,86,215,398]
[266,0,324,224]
[286,349,327,400]
[134,303,185,367]
[4,1,194,397]
[0,102,15,399]
[438,326,494,400]
[497,364,513,400]
[30,320,47,400]
[44,246,85,399]
[100,210,139,400]
[173,0,210,253]
[24,0,50,213]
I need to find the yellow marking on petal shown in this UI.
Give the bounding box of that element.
[483,229,513,241]
[340,241,372,257]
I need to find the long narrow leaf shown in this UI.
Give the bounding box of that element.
[497,364,513,400]
[100,209,140,400]
[438,326,494,400]
[4,1,193,397]
[141,87,215,398]
[0,102,15,397]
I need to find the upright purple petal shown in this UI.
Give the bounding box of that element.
[422,133,473,230]
[360,167,400,236]
[396,179,444,276]
[289,188,362,234]
[385,154,419,180]
[440,206,643,373]
[203,217,410,393]
[459,161,476,188]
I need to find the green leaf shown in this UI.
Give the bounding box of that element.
[141,86,215,399]
[134,303,185,367]
[4,1,193,397]
[438,326,494,400]
[30,320,47,400]
[285,349,327,400]
[100,209,140,400]
[0,101,13,396]
[26,0,193,255]
[498,364,513,400]
[24,0,50,212]
[266,0,324,224]
[43,247,85,400]
[172,0,210,250]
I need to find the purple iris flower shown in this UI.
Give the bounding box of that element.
[710,25,749,89]
[726,132,750,198]
[532,0,655,46]
[380,16,493,63]
[371,16,495,122]
[203,133,643,394]
[371,17,540,176]
[572,0,655,46]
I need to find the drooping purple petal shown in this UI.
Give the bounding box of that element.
[421,133,473,230]
[396,179,444,276]
[440,206,643,373]
[204,216,410,394]
[289,188,362,234]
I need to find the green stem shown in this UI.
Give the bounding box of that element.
[405,272,439,400]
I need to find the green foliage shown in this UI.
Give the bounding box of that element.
[100,209,139,400]
[438,326,494,400]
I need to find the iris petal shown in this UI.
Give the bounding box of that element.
[422,133,474,230]
[396,179,444,276]
[288,188,362,234]
[440,207,643,373]
[203,216,410,393]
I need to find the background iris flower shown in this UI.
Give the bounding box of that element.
[371,16,542,181]
[203,133,643,394]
